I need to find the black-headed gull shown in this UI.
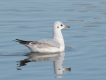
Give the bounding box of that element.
[15,21,70,53]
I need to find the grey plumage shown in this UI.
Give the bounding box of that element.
[15,39,60,48]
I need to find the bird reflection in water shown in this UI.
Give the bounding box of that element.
[17,52,71,78]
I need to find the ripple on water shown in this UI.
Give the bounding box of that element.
[102,12,106,14]
[100,2,106,4]
[72,4,92,6]
[67,20,84,22]
[65,46,73,52]
[83,25,100,27]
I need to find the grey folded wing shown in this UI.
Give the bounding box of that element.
[31,39,60,48]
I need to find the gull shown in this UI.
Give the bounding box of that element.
[15,21,70,53]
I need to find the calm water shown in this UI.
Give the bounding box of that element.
[0,0,106,80]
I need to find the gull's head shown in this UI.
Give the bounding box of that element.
[54,21,70,30]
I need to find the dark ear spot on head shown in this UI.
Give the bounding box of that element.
[57,26,59,28]
[58,68,60,70]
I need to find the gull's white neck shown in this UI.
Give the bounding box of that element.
[53,28,65,51]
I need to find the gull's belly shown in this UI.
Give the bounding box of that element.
[28,46,64,53]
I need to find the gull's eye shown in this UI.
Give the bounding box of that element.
[61,24,63,26]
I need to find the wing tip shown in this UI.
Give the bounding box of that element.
[14,39,31,45]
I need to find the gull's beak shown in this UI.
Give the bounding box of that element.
[65,68,71,71]
[64,26,70,28]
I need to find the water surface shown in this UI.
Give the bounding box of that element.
[0,0,106,80]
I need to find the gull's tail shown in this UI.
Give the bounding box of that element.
[15,39,32,45]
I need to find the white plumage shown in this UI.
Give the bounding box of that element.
[16,21,70,53]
